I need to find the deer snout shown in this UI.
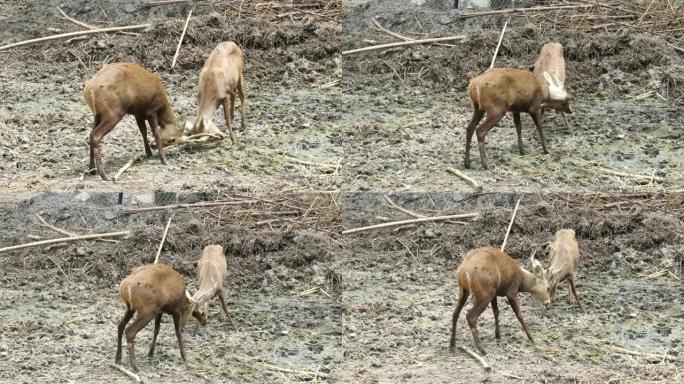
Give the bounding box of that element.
[544,301,551,310]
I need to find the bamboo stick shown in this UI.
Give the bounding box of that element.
[0,231,129,254]
[0,24,151,51]
[342,35,466,55]
[342,213,478,235]
[171,10,192,69]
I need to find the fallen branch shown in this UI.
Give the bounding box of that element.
[371,17,454,47]
[606,345,680,362]
[501,198,521,252]
[461,4,593,18]
[171,10,192,69]
[595,166,663,181]
[260,362,329,378]
[342,213,478,235]
[154,216,173,264]
[0,24,151,52]
[123,200,260,214]
[111,363,143,383]
[36,213,118,244]
[56,7,98,30]
[384,194,425,218]
[490,20,508,68]
[0,231,129,254]
[446,167,482,192]
[143,0,196,6]
[342,35,466,55]
[459,345,491,371]
[36,213,77,237]
[113,155,140,182]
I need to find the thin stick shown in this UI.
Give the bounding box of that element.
[342,213,478,235]
[56,7,98,30]
[501,198,521,252]
[459,346,491,371]
[342,35,466,55]
[0,231,129,254]
[171,10,192,69]
[260,362,329,378]
[490,20,508,69]
[124,200,259,214]
[111,363,143,383]
[0,24,151,52]
[446,167,482,192]
[461,4,593,18]
[384,194,425,218]
[144,0,195,6]
[113,155,139,181]
[36,213,78,237]
[154,216,173,264]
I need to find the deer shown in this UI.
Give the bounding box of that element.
[463,67,572,170]
[545,229,585,312]
[190,42,247,144]
[115,263,206,372]
[449,247,550,355]
[83,62,186,180]
[532,43,573,131]
[192,244,231,334]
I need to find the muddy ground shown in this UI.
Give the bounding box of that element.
[0,192,343,383]
[342,0,684,192]
[0,0,342,194]
[340,192,684,383]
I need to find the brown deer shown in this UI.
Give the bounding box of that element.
[449,247,550,355]
[532,43,573,131]
[83,62,186,180]
[545,229,585,312]
[192,245,230,333]
[190,42,247,144]
[115,263,206,372]
[463,68,572,170]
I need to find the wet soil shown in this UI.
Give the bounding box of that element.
[0,0,342,194]
[0,192,343,383]
[340,191,684,383]
[342,0,684,192]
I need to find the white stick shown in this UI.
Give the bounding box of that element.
[490,20,508,69]
[0,231,129,254]
[446,167,482,192]
[171,10,192,68]
[154,216,173,264]
[459,346,491,371]
[111,364,143,383]
[342,213,478,235]
[501,198,521,252]
[342,35,466,55]
[113,156,139,182]
[0,24,151,51]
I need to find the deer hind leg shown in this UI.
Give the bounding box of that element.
[89,114,102,174]
[124,312,155,372]
[90,114,122,180]
[222,98,236,145]
[449,290,469,352]
[135,116,153,158]
[466,292,494,355]
[464,109,484,169]
[115,307,135,364]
